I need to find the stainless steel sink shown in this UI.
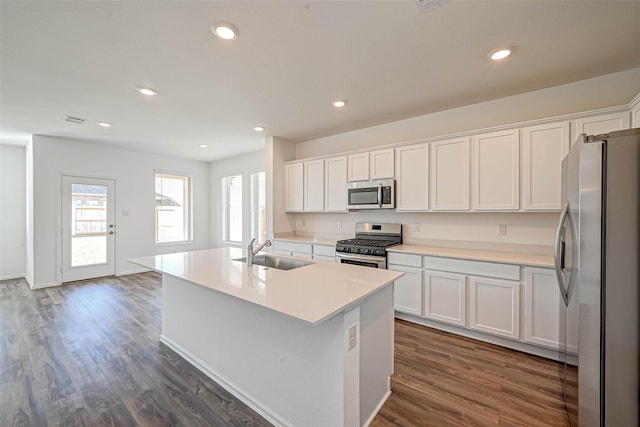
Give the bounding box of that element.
[233,255,315,270]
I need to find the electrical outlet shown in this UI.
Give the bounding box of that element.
[414,223,420,232]
[348,324,357,351]
[301,219,306,227]
[337,220,342,229]
[497,224,507,236]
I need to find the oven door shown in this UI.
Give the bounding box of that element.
[335,252,386,269]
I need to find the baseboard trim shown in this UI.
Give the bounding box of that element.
[30,281,61,290]
[363,388,391,427]
[0,274,25,281]
[395,312,576,364]
[159,334,290,427]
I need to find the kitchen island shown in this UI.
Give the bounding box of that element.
[130,247,403,427]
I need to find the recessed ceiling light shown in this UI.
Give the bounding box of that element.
[253,126,265,132]
[98,122,111,127]
[137,86,158,96]
[332,100,347,108]
[212,22,238,40]
[199,144,209,148]
[489,47,513,61]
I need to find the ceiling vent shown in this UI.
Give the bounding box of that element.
[64,115,87,124]
[416,0,445,13]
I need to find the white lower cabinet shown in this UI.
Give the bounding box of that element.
[312,243,336,263]
[524,267,561,349]
[388,264,423,316]
[273,241,313,260]
[423,270,466,326]
[468,276,520,340]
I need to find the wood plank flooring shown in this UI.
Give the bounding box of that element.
[1,273,573,426]
[373,319,574,427]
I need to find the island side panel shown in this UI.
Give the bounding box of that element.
[161,273,345,427]
[358,283,394,425]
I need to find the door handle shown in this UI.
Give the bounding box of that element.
[554,202,570,306]
[378,184,383,208]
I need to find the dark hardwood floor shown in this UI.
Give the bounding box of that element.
[1,273,573,426]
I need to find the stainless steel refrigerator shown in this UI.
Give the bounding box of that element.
[554,127,640,426]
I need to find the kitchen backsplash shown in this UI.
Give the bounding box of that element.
[291,211,558,255]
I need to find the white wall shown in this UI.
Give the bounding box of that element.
[0,144,27,279]
[285,68,640,252]
[296,67,640,159]
[266,136,297,241]
[293,211,557,254]
[29,135,211,287]
[210,150,265,248]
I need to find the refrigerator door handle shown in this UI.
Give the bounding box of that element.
[554,202,570,307]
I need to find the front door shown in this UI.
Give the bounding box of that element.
[61,176,115,282]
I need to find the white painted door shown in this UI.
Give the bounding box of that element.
[395,143,429,211]
[633,103,640,128]
[423,270,466,326]
[524,267,561,349]
[574,112,630,143]
[285,163,304,211]
[521,121,570,211]
[324,156,347,211]
[347,152,370,181]
[430,137,470,211]
[370,148,395,179]
[388,264,423,316]
[472,129,520,211]
[61,176,115,282]
[303,160,324,211]
[469,276,520,339]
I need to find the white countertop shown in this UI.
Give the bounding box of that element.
[130,248,403,326]
[274,235,554,268]
[273,235,340,246]
[388,244,554,267]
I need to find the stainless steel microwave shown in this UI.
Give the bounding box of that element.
[347,179,395,210]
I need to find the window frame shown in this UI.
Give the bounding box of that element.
[154,170,193,246]
[221,173,244,246]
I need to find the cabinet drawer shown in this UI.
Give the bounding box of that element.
[423,256,520,281]
[313,244,336,257]
[387,252,422,268]
[313,254,335,262]
[273,240,312,254]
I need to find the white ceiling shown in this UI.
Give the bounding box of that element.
[2,1,639,162]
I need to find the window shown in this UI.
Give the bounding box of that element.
[250,171,266,242]
[155,172,191,244]
[222,174,243,243]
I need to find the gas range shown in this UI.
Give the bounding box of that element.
[335,223,402,269]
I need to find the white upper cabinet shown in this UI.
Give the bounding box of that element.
[632,102,640,128]
[304,160,324,211]
[284,163,304,212]
[574,112,630,143]
[347,152,370,182]
[430,137,470,211]
[472,129,520,211]
[395,143,429,211]
[521,121,570,211]
[324,156,348,212]
[370,148,395,179]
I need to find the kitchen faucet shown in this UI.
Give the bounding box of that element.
[247,238,272,266]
